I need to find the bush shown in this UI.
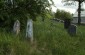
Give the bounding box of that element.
[55,9,73,20]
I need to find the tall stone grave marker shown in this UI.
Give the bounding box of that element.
[13,20,20,35]
[68,24,77,35]
[26,19,33,43]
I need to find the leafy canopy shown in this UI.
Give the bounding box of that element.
[55,9,73,20]
[0,0,53,29]
[0,0,53,20]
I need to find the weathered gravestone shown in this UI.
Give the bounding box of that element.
[26,19,33,43]
[13,20,20,35]
[68,24,77,35]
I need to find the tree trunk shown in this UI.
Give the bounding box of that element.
[78,0,81,25]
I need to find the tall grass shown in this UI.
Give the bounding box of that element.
[33,19,85,55]
[0,18,85,55]
[0,30,31,55]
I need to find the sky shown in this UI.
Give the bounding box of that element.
[52,0,85,14]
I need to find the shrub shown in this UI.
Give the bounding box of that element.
[55,9,73,20]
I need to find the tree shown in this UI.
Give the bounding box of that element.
[55,9,73,29]
[62,0,85,25]
[55,9,73,20]
[0,0,53,29]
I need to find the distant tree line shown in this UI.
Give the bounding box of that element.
[55,9,73,20]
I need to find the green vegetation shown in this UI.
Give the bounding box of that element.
[0,0,53,29]
[55,9,73,20]
[0,19,85,55]
[0,30,30,55]
[63,0,85,25]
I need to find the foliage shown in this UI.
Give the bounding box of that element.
[0,0,53,29]
[55,9,73,20]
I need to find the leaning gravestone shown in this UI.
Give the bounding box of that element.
[68,24,77,35]
[26,19,33,43]
[13,20,20,35]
